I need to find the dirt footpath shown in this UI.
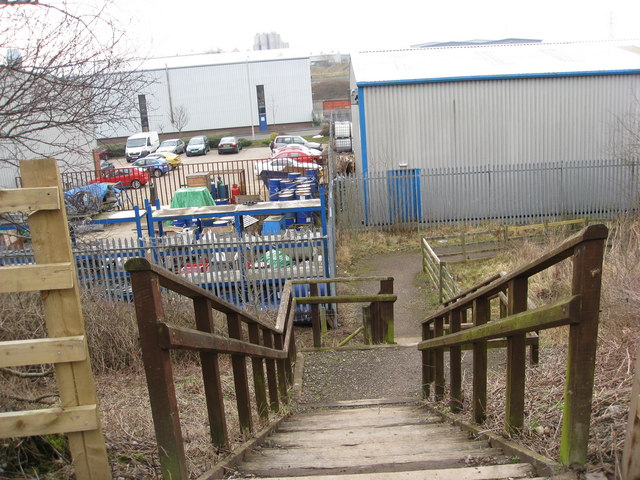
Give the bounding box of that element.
[357,251,432,345]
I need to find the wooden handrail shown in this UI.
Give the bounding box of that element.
[419,224,608,468]
[125,257,300,480]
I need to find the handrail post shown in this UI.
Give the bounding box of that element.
[505,277,528,435]
[472,297,490,424]
[248,323,269,421]
[310,283,322,348]
[273,332,289,403]
[560,237,606,466]
[193,297,228,449]
[226,312,253,434]
[130,269,188,480]
[449,309,463,413]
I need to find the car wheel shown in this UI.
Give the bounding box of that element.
[186,153,191,157]
[235,147,239,153]
[153,169,163,178]
[130,179,142,189]
[218,150,222,155]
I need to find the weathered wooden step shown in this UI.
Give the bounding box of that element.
[249,462,536,480]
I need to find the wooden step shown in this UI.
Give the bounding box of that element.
[249,463,537,480]
[235,403,542,479]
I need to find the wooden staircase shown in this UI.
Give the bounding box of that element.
[233,402,544,479]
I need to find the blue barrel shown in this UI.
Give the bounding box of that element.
[215,198,229,205]
[279,191,295,226]
[210,183,218,198]
[217,184,228,200]
[287,172,301,181]
[305,169,319,181]
[268,178,281,200]
[296,192,313,224]
[279,179,293,190]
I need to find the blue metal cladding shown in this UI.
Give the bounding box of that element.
[386,169,423,223]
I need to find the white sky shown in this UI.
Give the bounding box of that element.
[8,0,640,58]
[106,0,640,57]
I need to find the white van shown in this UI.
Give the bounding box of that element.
[125,131,159,162]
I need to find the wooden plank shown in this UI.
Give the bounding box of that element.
[505,277,528,434]
[273,332,288,403]
[295,294,397,304]
[241,448,503,477]
[0,263,74,293]
[622,345,640,480]
[130,269,188,480]
[560,238,606,466]
[379,278,395,343]
[418,296,578,350]
[227,312,253,434]
[159,323,286,359]
[20,159,111,480]
[0,336,86,368]
[290,276,393,285]
[434,317,445,401]
[422,322,432,398]
[0,186,60,213]
[0,405,98,438]
[310,283,321,348]
[248,463,535,480]
[193,298,228,449]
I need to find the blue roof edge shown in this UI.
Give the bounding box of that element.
[356,68,640,87]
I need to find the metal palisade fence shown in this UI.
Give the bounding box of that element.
[333,159,640,231]
[0,229,328,315]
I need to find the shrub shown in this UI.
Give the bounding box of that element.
[239,138,252,147]
[102,142,125,158]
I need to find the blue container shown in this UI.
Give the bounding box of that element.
[268,178,281,200]
[217,184,228,200]
[216,198,229,205]
[287,172,301,181]
[279,191,295,226]
[172,219,193,228]
[305,169,319,181]
[210,183,218,198]
[279,179,293,190]
[296,193,313,224]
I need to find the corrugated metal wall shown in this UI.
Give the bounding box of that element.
[99,57,313,138]
[355,74,640,173]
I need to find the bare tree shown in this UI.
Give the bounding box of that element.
[170,105,190,133]
[0,1,149,168]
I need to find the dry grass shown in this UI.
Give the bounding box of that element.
[433,220,640,479]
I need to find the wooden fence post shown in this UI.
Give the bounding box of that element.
[560,236,606,466]
[130,269,188,480]
[248,324,269,421]
[449,309,463,413]
[434,317,445,401]
[193,298,228,449]
[421,322,433,398]
[473,297,490,424]
[310,283,321,348]
[379,278,394,343]
[226,313,253,434]
[505,277,528,435]
[362,305,373,345]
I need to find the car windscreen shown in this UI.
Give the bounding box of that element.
[189,138,204,145]
[161,140,176,146]
[127,138,147,147]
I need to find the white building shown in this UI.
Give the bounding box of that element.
[350,41,640,175]
[98,50,313,140]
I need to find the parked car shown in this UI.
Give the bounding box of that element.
[271,146,323,164]
[157,139,186,154]
[90,168,150,189]
[186,136,210,156]
[218,136,242,154]
[269,135,322,152]
[125,131,159,162]
[144,152,182,170]
[131,157,171,177]
[254,157,322,176]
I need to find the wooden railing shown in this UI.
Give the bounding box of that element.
[419,224,608,467]
[0,159,111,479]
[125,258,299,480]
[293,277,396,347]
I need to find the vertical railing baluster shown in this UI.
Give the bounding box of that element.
[434,316,445,401]
[449,309,462,413]
[310,283,321,348]
[472,297,489,424]
[247,324,269,421]
[226,312,253,434]
[505,277,528,434]
[421,322,432,398]
[379,278,394,343]
[193,297,228,449]
[262,330,280,412]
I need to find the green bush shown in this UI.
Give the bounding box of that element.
[206,132,234,148]
[262,138,271,146]
[239,138,252,147]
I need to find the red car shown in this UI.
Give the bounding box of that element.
[270,146,322,165]
[90,167,150,189]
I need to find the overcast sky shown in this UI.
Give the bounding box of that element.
[103,0,640,58]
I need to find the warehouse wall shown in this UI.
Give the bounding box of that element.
[355,74,640,173]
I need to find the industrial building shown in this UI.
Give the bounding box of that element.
[98,50,313,140]
[350,41,640,175]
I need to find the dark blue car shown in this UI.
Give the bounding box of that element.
[131,157,171,177]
